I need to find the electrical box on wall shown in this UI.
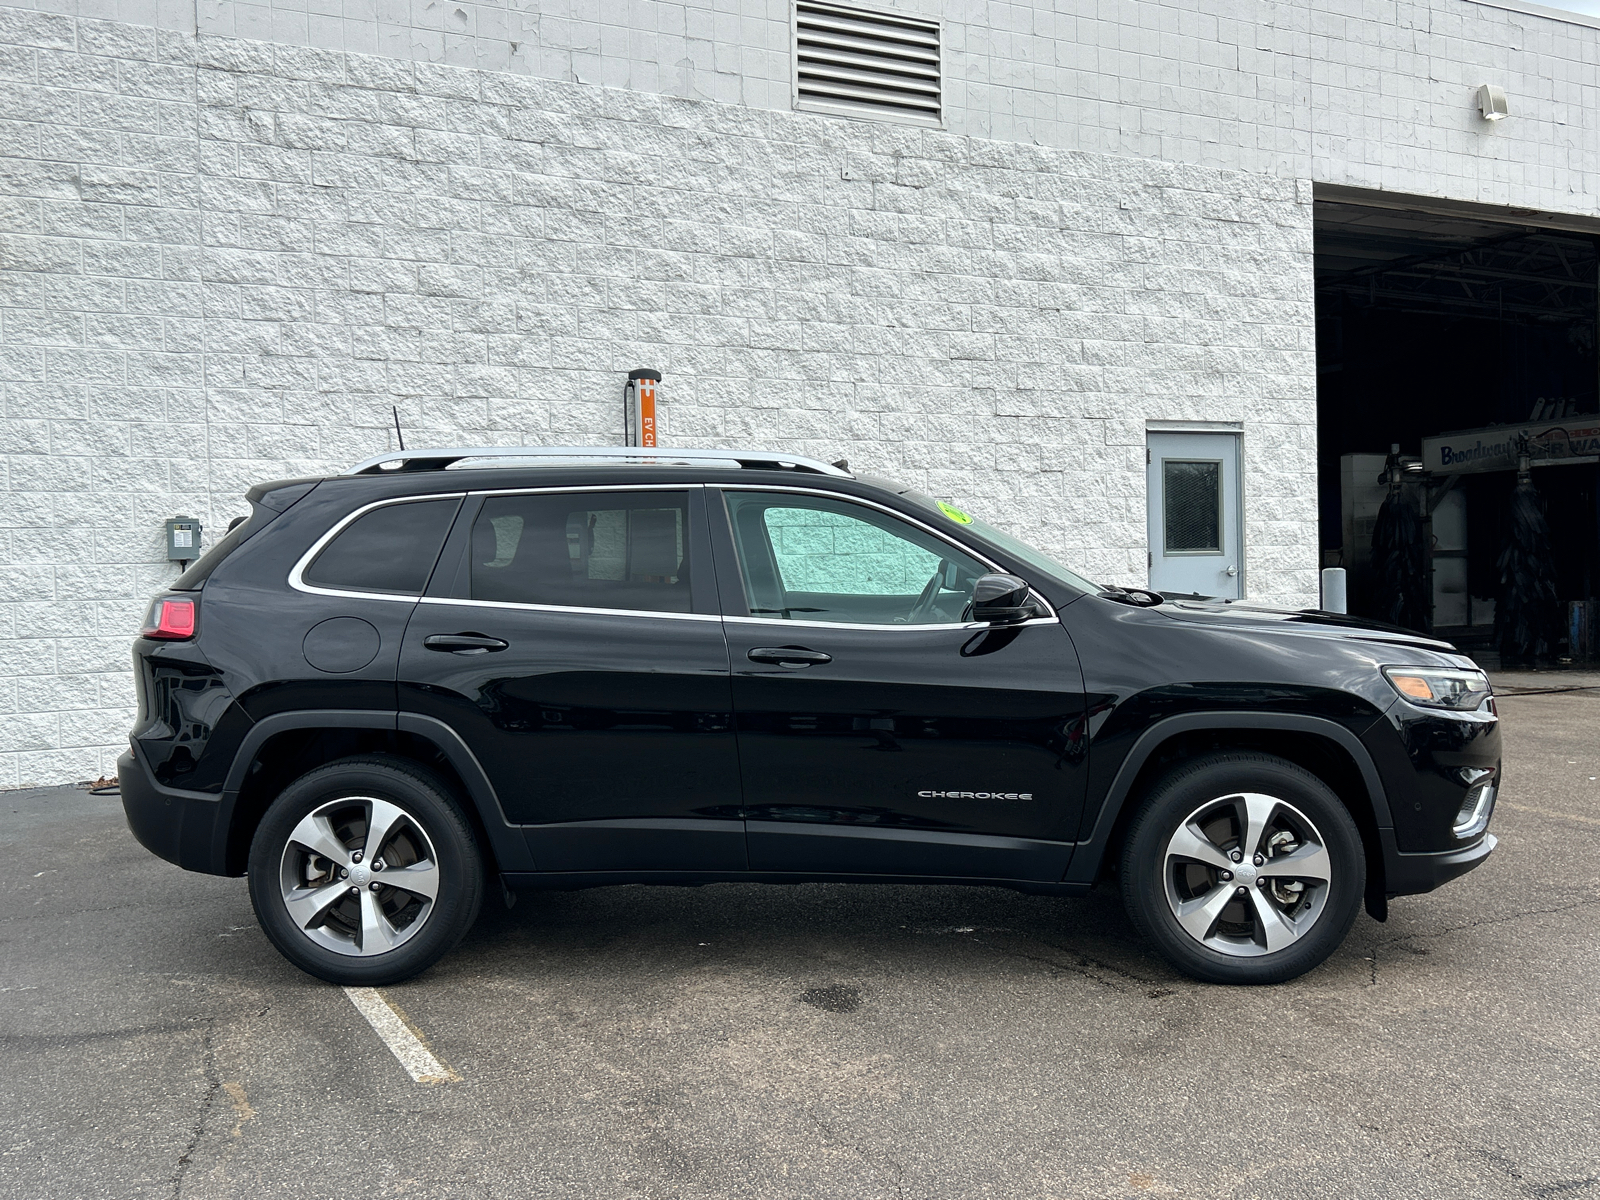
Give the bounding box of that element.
[165,516,202,563]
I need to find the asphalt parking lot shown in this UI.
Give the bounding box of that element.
[3,688,1597,1200]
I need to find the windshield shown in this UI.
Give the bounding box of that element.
[901,492,1104,595]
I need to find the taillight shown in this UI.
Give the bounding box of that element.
[142,597,197,640]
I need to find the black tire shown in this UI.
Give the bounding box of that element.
[247,756,485,986]
[1119,752,1364,985]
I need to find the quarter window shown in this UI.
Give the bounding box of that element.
[302,498,459,595]
[469,492,692,613]
[724,492,985,624]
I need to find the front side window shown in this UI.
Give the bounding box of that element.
[724,491,985,624]
[302,498,459,595]
[469,491,692,614]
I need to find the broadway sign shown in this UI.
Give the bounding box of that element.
[1421,416,1600,475]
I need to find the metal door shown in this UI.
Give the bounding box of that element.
[711,486,1088,882]
[1147,432,1243,599]
[398,486,745,873]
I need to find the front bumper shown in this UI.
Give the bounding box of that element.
[1381,828,1497,897]
[119,749,237,875]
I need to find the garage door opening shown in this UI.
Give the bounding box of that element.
[1315,188,1600,665]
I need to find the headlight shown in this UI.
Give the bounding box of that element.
[1381,666,1492,711]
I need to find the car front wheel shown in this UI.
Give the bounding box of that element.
[1120,752,1365,985]
[247,756,485,986]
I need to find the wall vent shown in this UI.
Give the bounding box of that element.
[793,2,941,127]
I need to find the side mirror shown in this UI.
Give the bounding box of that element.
[970,573,1039,625]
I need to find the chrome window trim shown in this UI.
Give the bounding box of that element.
[713,482,1060,625]
[416,596,720,623]
[724,614,1061,633]
[289,493,467,602]
[288,481,1063,629]
[289,485,706,611]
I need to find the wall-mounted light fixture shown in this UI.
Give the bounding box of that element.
[1476,84,1509,121]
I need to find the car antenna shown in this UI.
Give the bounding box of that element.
[392,405,406,451]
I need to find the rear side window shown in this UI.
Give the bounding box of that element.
[470,491,691,613]
[302,498,459,596]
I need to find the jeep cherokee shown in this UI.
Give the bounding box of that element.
[120,447,1499,986]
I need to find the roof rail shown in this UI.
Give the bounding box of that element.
[341,446,853,478]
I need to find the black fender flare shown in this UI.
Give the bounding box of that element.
[220,709,530,872]
[1065,711,1392,890]
[223,710,394,795]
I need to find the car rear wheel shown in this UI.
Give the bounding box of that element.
[1120,752,1364,985]
[247,757,485,986]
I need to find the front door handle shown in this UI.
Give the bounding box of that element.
[423,633,509,654]
[748,646,832,668]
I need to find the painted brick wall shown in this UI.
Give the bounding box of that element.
[0,9,1317,786]
[4,1,1597,220]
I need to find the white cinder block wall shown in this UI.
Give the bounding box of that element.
[7,0,1598,205]
[2,0,1599,787]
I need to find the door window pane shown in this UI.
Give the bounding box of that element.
[724,492,985,624]
[1163,460,1222,553]
[303,498,458,595]
[470,492,691,613]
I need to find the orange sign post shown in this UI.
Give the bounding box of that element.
[625,369,661,448]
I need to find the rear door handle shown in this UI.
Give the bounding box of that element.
[747,646,832,668]
[423,633,509,654]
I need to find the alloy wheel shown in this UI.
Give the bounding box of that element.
[1161,791,1333,958]
[277,795,442,957]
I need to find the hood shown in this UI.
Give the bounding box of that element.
[1149,597,1462,656]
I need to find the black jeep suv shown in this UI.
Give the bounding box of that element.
[121,447,1499,986]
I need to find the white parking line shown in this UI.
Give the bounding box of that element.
[343,987,459,1084]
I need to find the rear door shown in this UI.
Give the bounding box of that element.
[712,487,1089,882]
[398,485,744,872]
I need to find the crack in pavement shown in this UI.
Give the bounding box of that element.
[1376,895,1600,947]
[170,1021,220,1200]
[0,1023,210,1049]
[1367,897,1600,985]
[804,1107,907,1200]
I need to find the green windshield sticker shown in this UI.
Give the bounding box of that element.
[937,501,973,525]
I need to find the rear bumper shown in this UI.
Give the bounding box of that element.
[119,749,237,875]
[1382,828,1496,897]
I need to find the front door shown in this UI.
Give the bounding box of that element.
[399,486,744,872]
[1147,431,1243,598]
[712,487,1088,882]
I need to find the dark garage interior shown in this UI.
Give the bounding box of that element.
[1315,189,1600,664]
